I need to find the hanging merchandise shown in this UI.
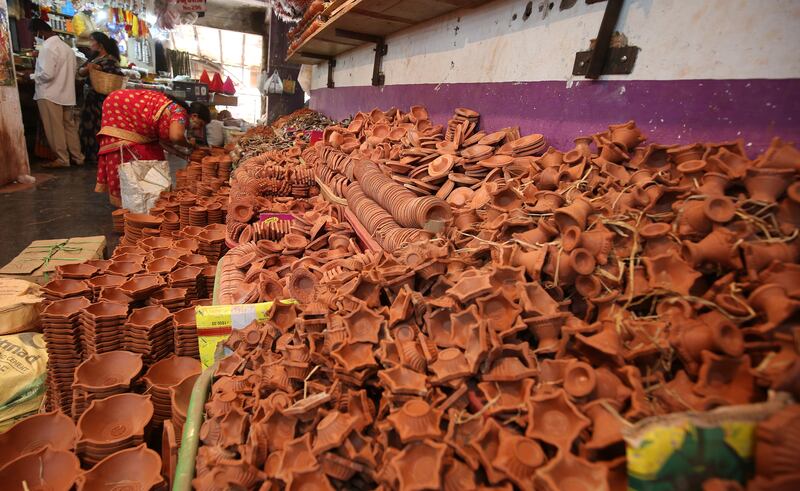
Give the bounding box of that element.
[266,70,283,94]
[222,76,235,95]
[209,72,224,93]
[282,76,296,95]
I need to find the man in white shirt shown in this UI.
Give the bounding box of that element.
[29,19,84,169]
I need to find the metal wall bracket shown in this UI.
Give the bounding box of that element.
[335,28,387,86]
[573,0,639,78]
[573,45,639,76]
[301,52,337,88]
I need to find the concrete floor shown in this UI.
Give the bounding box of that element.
[0,163,118,267]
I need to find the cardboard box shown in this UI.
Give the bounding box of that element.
[0,236,106,285]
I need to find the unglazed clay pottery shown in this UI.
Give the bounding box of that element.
[742,240,800,275]
[681,227,742,270]
[536,450,609,491]
[748,283,799,329]
[744,167,794,203]
[525,389,590,450]
[563,360,597,399]
[670,318,744,372]
[76,444,164,491]
[584,399,625,450]
[694,352,755,405]
[0,411,76,463]
[390,439,448,490]
[73,351,143,392]
[76,393,154,446]
[609,120,644,150]
[0,447,81,491]
[492,432,544,491]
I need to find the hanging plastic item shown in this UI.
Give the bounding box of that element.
[222,76,236,95]
[209,73,224,93]
[266,70,283,94]
[199,70,211,85]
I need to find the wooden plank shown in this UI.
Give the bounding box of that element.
[287,0,492,65]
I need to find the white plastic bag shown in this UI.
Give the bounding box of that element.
[206,120,225,147]
[266,70,284,94]
[119,159,172,213]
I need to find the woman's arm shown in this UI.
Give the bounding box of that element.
[169,121,188,144]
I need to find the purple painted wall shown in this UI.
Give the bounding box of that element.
[310,79,800,156]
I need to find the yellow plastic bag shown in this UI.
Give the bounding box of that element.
[195,301,296,369]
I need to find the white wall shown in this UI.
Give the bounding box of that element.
[311,0,800,89]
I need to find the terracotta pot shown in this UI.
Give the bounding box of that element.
[563,360,597,399]
[0,447,81,491]
[682,227,742,270]
[0,412,76,463]
[386,399,443,443]
[73,351,143,392]
[76,393,154,446]
[525,389,590,450]
[609,120,644,150]
[670,318,744,371]
[390,439,448,490]
[554,196,595,231]
[584,399,624,450]
[694,352,755,405]
[744,167,794,203]
[76,444,164,491]
[748,283,799,328]
[536,450,609,491]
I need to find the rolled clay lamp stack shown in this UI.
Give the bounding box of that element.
[192,109,800,490]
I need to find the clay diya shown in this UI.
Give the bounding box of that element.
[76,444,164,491]
[0,411,76,463]
[0,447,81,491]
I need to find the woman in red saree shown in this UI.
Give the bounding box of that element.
[95,89,209,206]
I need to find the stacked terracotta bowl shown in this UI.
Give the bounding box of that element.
[122,213,163,246]
[207,202,225,223]
[80,301,129,355]
[142,355,201,427]
[71,350,143,420]
[147,287,188,312]
[41,297,90,413]
[55,263,99,280]
[41,278,92,302]
[123,305,174,367]
[202,264,216,300]
[111,208,128,233]
[75,393,154,466]
[197,227,227,263]
[173,306,200,359]
[179,197,196,228]
[160,211,181,236]
[0,447,81,490]
[87,274,127,301]
[119,273,165,302]
[168,265,203,302]
[189,206,208,227]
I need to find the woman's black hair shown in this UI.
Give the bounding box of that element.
[165,94,211,124]
[90,31,120,61]
[189,101,211,124]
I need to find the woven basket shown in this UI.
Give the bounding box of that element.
[89,70,127,95]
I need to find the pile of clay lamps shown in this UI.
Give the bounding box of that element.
[194,116,800,490]
[217,195,358,305]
